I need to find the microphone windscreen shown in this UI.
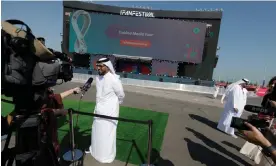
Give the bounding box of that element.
[244,105,252,111]
[87,77,93,84]
[244,105,267,114]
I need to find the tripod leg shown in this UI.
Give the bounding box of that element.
[7,148,16,166]
[2,122,16,165]
[48,143,60,166]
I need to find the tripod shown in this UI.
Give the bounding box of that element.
[1,112,60,166]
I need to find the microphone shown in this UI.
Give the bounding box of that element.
[230,105,275,131]
[80,77,93,98]
[244,104,276,117]
[244,105,268,114]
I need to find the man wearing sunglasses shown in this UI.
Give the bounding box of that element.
[86,57,125,163]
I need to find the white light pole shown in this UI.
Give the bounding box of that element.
[216,46,220,81]
[263,66,267,87]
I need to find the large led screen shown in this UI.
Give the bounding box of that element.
[69,10,207,63]
[151,60,179,76]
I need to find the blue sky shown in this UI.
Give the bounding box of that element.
[2,1,275,83]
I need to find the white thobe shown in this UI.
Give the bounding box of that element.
[89,72,125,163]
[213,86,220,98]
[217,85,246,136]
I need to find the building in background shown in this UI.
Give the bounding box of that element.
[62,1,222,85]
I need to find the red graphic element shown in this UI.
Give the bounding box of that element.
[140,66,151,74]
[92,60,97,70]
[256,88,268,97]
[120,40,151,48]
[192,35,201,41]
[186,47,201,63]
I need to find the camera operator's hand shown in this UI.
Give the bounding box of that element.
[242,122,276,163]
[242,122,271,147]
[269,99,276,108]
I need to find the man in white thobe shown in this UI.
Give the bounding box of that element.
[221,82,238,104]
[217,78,249,138]
[87,57,125,163]
[213,85,220,99]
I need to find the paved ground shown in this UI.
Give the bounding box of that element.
[2,82,262,166]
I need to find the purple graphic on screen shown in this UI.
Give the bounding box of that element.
[151,60,179,76]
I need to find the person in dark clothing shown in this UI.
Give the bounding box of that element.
[261,76,276,108]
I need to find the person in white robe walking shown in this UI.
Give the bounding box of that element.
[213,85,220,99]
[217,78,249,138]
[221,81,239,104]
[86,57,125,163]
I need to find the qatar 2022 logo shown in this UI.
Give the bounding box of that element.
[71,10,91,54]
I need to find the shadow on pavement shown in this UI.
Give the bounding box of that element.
[222,141,241,151]
[150,148,174,166]
[117,138,145,165]
[186,127,251,166]
[189,114,218,130]
[184,138,240,166]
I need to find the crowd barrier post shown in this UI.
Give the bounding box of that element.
[65,109,154,165]
[145,120,154,166]
[62,108,83,162]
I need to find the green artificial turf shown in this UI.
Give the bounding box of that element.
[1,97,169,165]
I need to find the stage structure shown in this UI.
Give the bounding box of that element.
[62,1,222,86]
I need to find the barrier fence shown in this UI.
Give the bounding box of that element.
[68,109,154,166]
[72,73,258,97]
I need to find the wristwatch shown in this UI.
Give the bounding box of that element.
[263,145,276,157]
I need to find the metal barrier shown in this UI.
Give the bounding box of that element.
[64,108,154,166]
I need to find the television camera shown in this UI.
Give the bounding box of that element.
[231,83,276,131]
[1,19,73,166]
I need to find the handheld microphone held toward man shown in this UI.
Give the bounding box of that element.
[244,105,276,117]
[230,105,276,130]
[78,77,93,98]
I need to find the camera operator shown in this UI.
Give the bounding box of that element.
[241,122,276,164]
[262,76,276,109]
[240,77,276,165]
[37,37,72,63]
[1,19,82,166]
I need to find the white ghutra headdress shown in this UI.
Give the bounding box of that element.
[97,58,120,79]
